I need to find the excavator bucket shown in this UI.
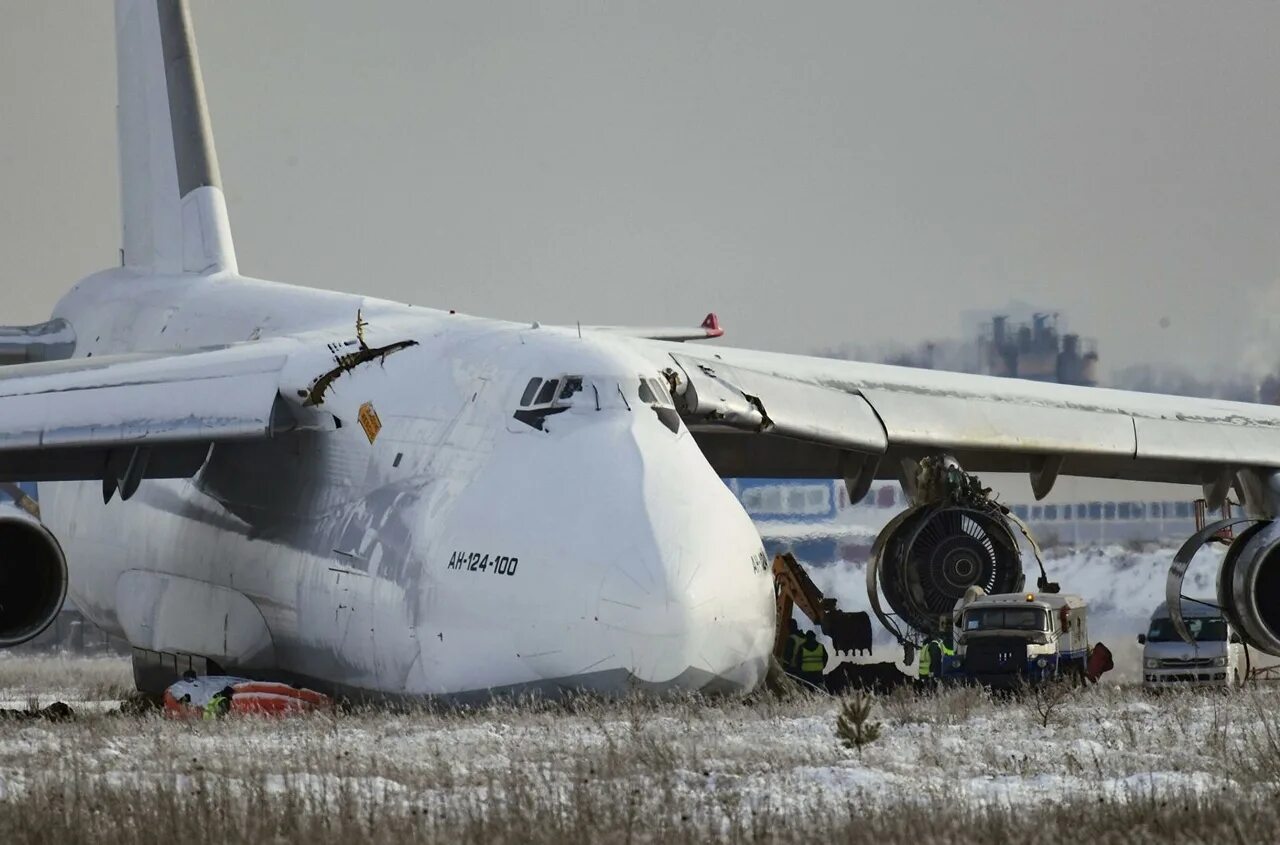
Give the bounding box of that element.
[821,609,873,655]
[772,553,873,656]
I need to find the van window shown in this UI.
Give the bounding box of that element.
[1147,616,1227,643]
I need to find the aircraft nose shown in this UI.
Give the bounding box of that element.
[589,442,775,692]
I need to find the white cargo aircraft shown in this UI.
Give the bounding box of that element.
[3,0,1280,700]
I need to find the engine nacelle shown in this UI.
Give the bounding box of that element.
[870,504,1024,638]
[1221,520,1280,655]
[0,509,68,647]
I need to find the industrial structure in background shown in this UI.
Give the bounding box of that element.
[864,311,1100,387]
[859,304,1280,404]
[980,314,1098,386]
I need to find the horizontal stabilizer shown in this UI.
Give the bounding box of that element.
[584,312,724,342]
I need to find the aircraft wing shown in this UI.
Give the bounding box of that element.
[0,341,300,492]
[638,340,1280,504]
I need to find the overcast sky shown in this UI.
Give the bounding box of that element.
[1,2,1278,377]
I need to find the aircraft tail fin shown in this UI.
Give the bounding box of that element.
[115,0,237,275]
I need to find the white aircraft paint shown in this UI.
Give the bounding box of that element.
[35,270,775,699]
[5,1,1280,697]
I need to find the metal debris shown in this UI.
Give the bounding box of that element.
[304,311,418,407]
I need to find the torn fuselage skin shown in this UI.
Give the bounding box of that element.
[303,337,419,407]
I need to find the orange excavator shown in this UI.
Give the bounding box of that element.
[771,552,872,659]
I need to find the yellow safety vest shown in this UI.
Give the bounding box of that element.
[919,641,955,677]
[798,643,826,673]
[203,695,227,720]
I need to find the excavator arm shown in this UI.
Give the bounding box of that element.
[772,553,872,657]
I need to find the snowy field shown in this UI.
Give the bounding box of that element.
[3,655,1280,842]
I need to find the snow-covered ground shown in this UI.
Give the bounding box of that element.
[1,661,1280,842]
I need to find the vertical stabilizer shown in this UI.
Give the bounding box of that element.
[116,0,237,275]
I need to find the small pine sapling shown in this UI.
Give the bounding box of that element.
[836,693,883,756]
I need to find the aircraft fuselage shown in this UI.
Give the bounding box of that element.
[42,270,775,699]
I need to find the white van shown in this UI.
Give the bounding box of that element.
[1139,598,1244,687]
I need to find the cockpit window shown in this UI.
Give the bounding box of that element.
[560,376,584,400]
[534,379,560,406]
[639,376,680,433]
[520,378,542,407]
[512,372,680,433]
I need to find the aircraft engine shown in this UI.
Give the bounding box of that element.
[1217,520,1280,655]
[869,503,1024,639]
[0,509,68,647]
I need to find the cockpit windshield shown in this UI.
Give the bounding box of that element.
[512,373,681,432]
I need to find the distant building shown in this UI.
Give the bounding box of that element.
[873,311,1099,387]
[981,313,1098,386]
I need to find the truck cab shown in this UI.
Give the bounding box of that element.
[953,592,1090,687]
[1139,599,1243,688]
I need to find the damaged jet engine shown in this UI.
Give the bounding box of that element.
[867,457,1032,642]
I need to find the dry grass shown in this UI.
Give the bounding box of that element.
[0,654,133,704]
[1,658,1280,843]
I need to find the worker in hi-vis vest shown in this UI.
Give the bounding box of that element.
[782,619,805,671]
[918,635,955,681]
[203,685,234,719]
[797,630,828,687]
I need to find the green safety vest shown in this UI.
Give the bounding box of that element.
[918,641,956,677]
[203,695,228,720]
[798,643,826,673]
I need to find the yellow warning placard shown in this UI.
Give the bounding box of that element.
[358,401,382,444]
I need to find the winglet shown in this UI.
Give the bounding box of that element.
[700,313,724,338]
